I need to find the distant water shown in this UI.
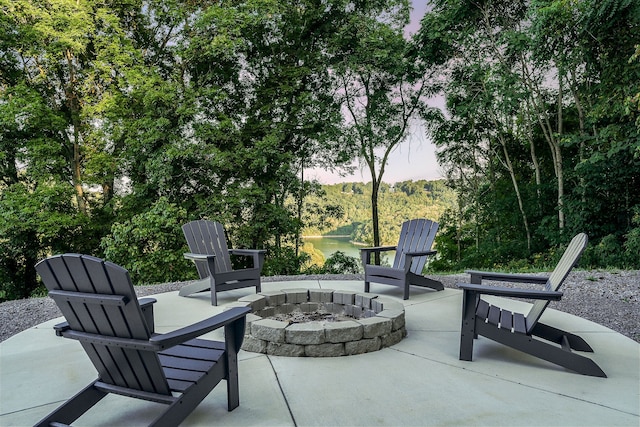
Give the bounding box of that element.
[305,236,395,265]
[305,236,361,259]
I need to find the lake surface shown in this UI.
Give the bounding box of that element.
[304,236,361,260]
[305,236,396,264]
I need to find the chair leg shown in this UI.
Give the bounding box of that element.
[210,286,218,306]
[459,290,477,361]
[150,372,225,427]
[34,382,107,427]
[225,321,243,411]
[364,281,370,293]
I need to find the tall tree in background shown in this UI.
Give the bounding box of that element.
[332,0,440,250]
[0,0,152,298]
[416,0,640,269]
[178,0,352,273]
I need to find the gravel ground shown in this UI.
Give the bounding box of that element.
[1,270,638,343]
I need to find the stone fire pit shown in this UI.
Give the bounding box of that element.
[228,288,406,357]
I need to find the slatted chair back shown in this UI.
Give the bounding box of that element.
[525,233,589,332]
[35,254,172,396]
[393,219,439,274]
[183,220,233,278]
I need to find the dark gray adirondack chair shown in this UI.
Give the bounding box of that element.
[361,219,444,300]
[35,253,250,427]
[180,220,266,305]
[458,233,606,377]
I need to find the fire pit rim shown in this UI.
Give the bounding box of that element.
[234,288,407,357]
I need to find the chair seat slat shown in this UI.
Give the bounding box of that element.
[487,305,501,326]
[500,310,513,331]
[158,354,216,372]
[476,299,490,320]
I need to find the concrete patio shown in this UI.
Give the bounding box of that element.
[1,279,638,426]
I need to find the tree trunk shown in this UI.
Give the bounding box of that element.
[65,48,87,215]
[371,177,381,265]
[521,59,565,230]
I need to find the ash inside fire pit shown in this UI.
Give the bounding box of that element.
[271,310,354,324]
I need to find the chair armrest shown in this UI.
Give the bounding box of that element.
[465,270,549,285]
[406,250,437,257]
[229,249,266,271]
[184,252,217,276]
[54,322,70,336]
[150,307,251,349]
[457,283,563,300]
[360,246,397,254]
[360,246,396,264]
[184,252,215,261]
[230,249,266,256]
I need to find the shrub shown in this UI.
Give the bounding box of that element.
[101,198,195,284]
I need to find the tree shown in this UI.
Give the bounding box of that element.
[416,0,640,269]
[0,0,152,299]
[332,0,439,252]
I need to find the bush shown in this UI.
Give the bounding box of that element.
[321,251,361,274]
[100,197,196,284]
[262,247,310,276]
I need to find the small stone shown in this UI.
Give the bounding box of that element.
[283,289,309,304]
[325,320,363,343]
[305,342,345,357]
[266,342,305,357]
[251,319,288,342]
[286,322,326,345]
[345,337,381,355]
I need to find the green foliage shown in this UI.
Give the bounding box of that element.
[623,223,640,263]
[101,198,195,285]
[321,251,361,275]
[3,0,638,303]
[417,0,640,271]
[262,247,311,277]
[303,180,456,245]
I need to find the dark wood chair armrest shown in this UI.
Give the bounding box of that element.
[360,246,397,253]
[465,270,549,285]
[457,283,563,300]
[229,249,266,270]
[184,252,215,261]
[360,246,397,264]
[406,250,437,257]
[230,249,266,256]
[150,307,251,349]
[54,322,70,337]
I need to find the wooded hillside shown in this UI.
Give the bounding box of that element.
[303,180,455,245]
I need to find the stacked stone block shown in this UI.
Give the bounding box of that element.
[237,289,406,357]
